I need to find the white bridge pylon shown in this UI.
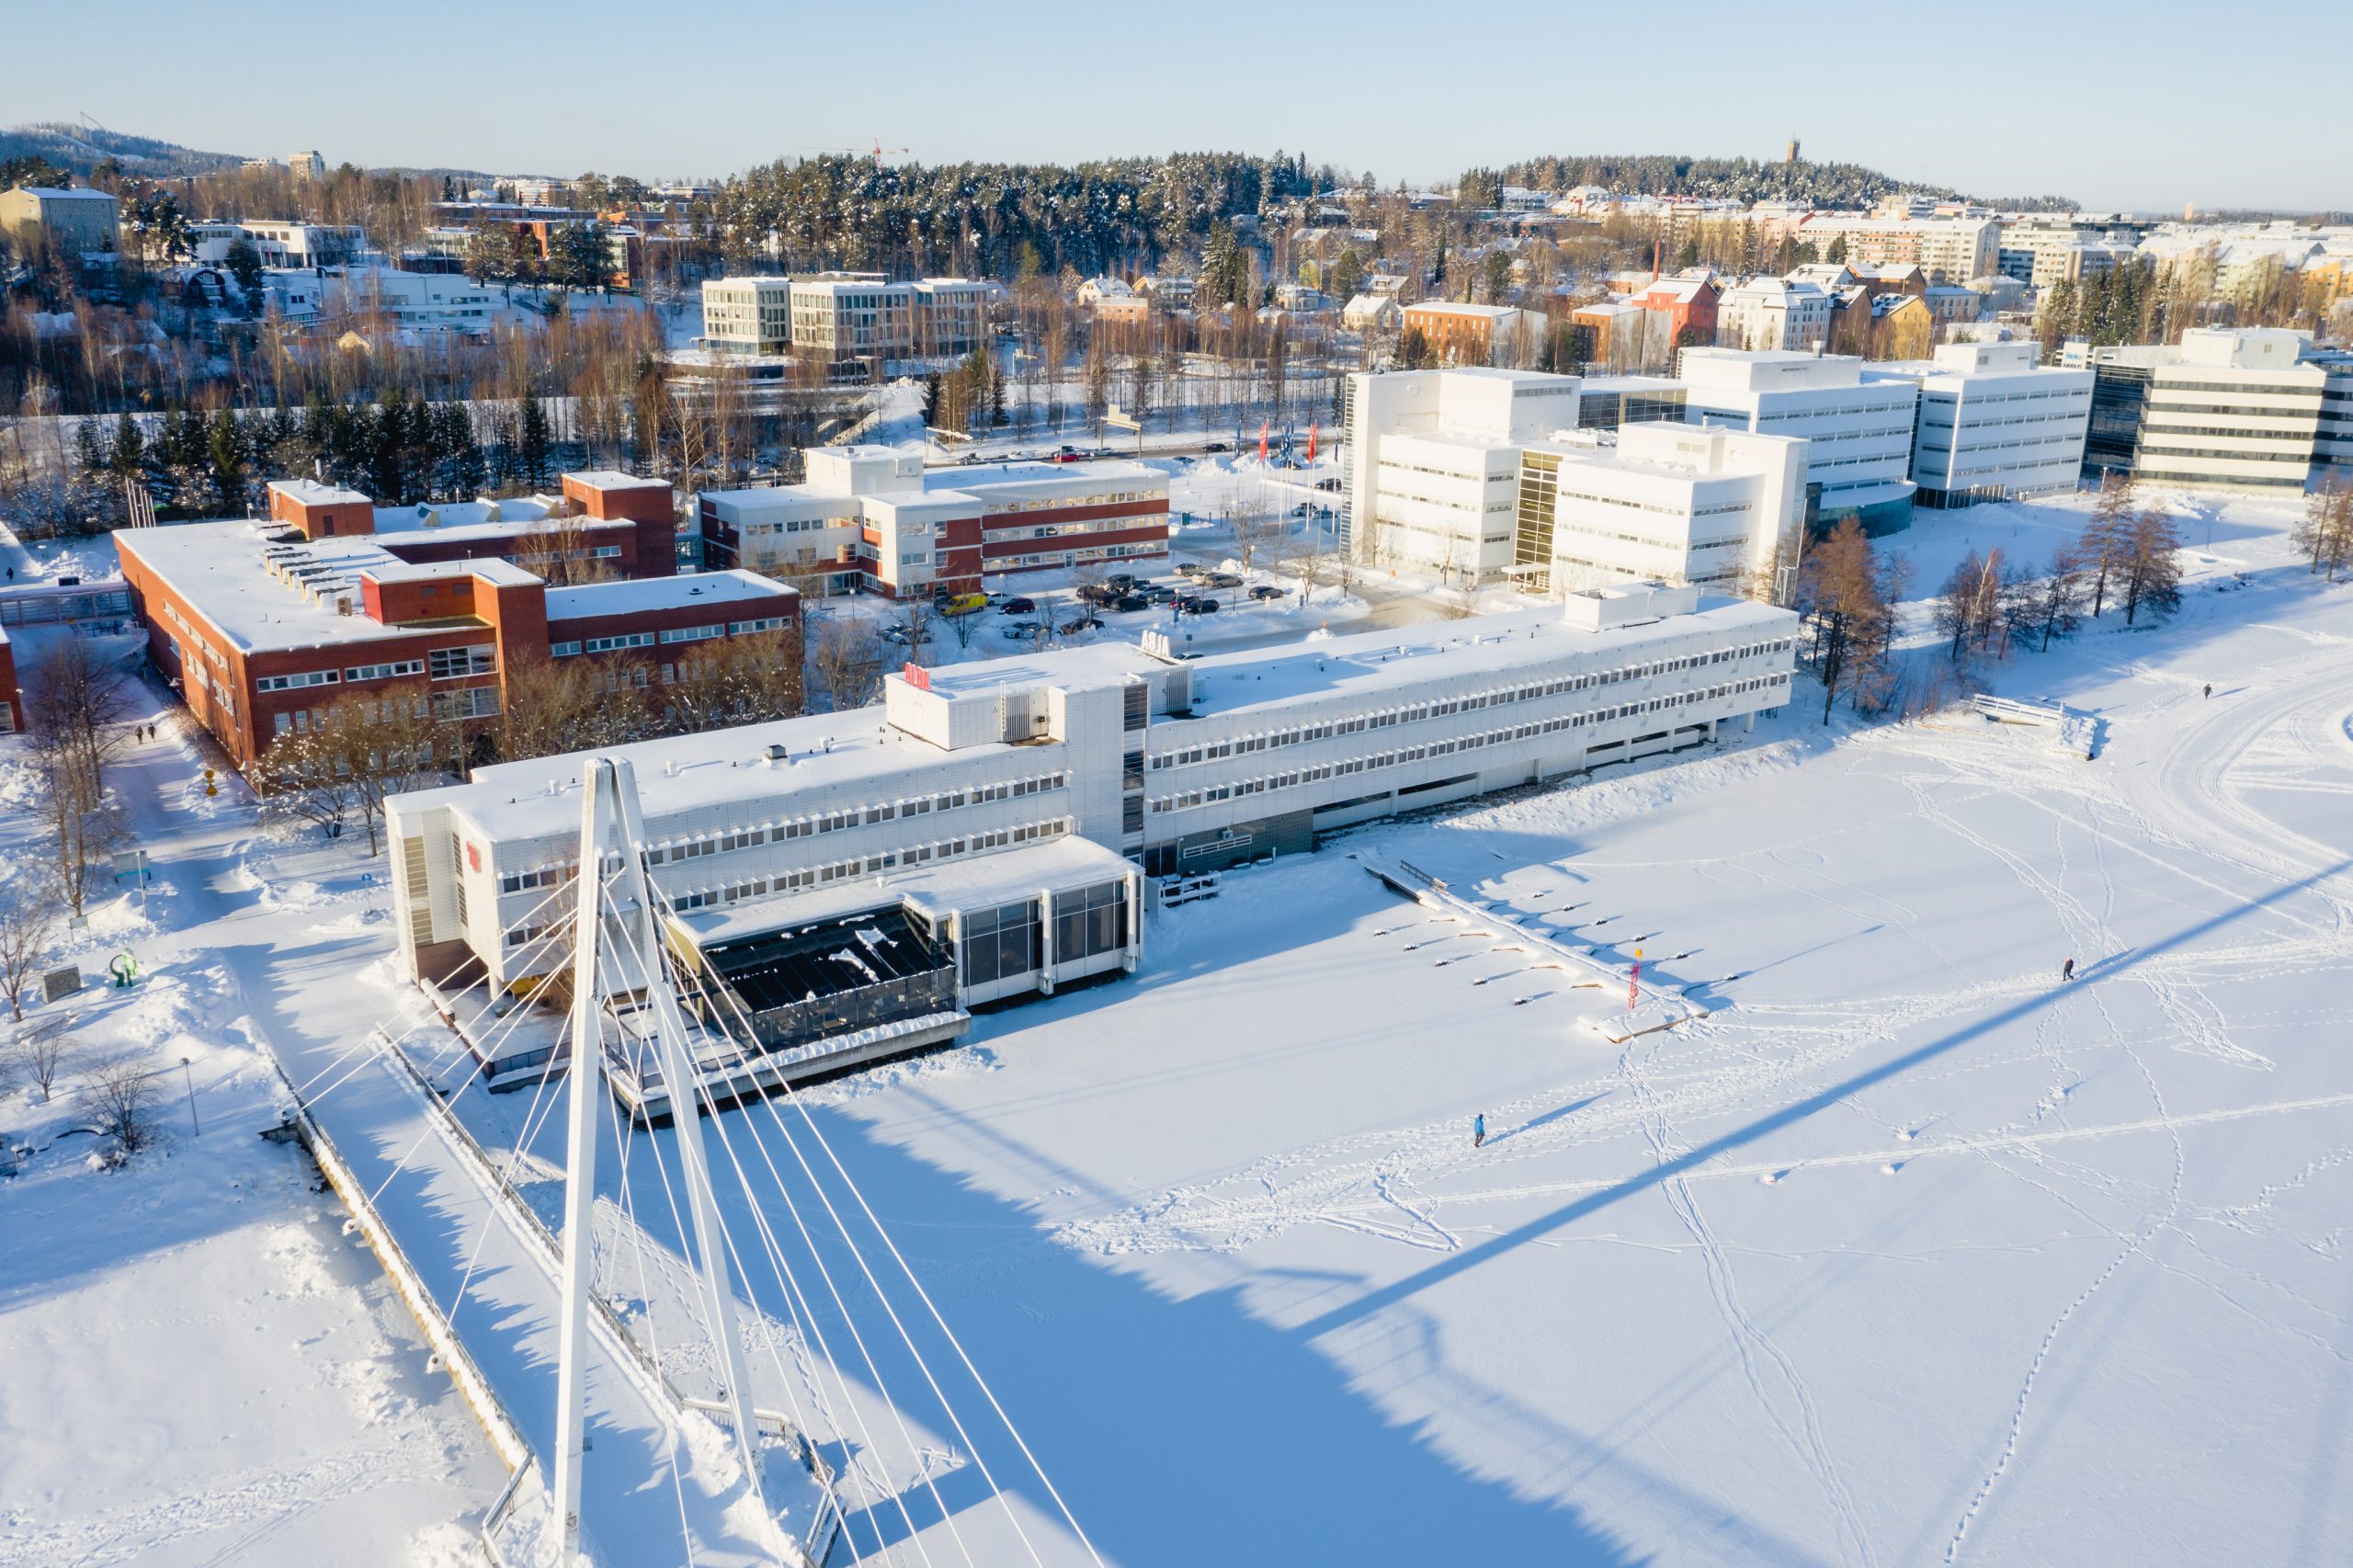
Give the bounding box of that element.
[552,756,766,1565]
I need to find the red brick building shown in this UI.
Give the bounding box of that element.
[114,517,797,772]
[267,471,677,578]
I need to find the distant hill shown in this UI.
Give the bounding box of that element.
[1466,153,2075,213]
[1,121,245,179]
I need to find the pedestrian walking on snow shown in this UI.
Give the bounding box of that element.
[1472,1113,1486,1149]
[2203,684,2211,699]
[2062,957,2076,983]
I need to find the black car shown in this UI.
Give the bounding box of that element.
[1113,593,1153,612]
[1001,597,1036,614]
[1176,596,1221,615]
[1249,584,1285,601]
[1141,584,1179,603]
[1102,573,1137,591]
[1202,441,1230,453]
[1060,616,1104,633]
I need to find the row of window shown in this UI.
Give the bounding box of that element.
[1147,674,1790,813]
[662,818,1072,915]
[1147,639,1795,771]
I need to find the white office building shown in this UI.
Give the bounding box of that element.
[1516,424,1807,597]
[1874,342,2093,506]
[384,582,1796,1087]
[1715,277,1831,352]
[700,447,1168,599]
[1342,368,1586,579]
[1677,349,1920,536]
[699,277,794,355]
[2134,328,2330,493]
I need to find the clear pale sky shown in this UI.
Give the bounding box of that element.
[17,0,2342,212]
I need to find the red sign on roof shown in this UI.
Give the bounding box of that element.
[903,663,931,691]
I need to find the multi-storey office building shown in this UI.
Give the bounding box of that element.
[780,275,993,370]
[0,186,120,254]
[698,277,794,355]
[114,519,796,772]
[700,447,1168,598]
[1872,342,2093,506]
[382,582,1795,1088]
[2133,328,2330,492]
[1342,368,1586,579]
[1677,349,1920,536]
[1516,424,1806,597]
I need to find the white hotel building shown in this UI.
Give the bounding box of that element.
[1871,342,2093,507]
[1676,349,1921,536]
[386,584,1796,1090]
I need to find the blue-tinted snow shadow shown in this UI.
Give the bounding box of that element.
[743,1104,1653,1568]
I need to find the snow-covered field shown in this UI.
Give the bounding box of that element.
[6,485,2350,1565]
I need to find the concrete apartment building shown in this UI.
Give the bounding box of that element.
[700,448,1168,599]
[1342,369,1586,580]
[381,581,1796,1086]
[0,186,121,254]
[265,472,678,579]
[1677,349,1921,536]
[1516,424,1807,597]
[1869,343,2093,507]
[1792,214,2001,284]
[1402,301,1550,368]
[1715,277,1832,352]
[189,221,365,268]
[114,522,796,772]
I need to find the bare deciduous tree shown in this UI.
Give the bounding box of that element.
[22,638,135,918]
[84,1051,159,1158]
[0,884,60,1025]
[7,1017,79,1103]
[805,611,883,712]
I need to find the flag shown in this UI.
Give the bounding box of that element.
[1629,949,1642,1011]
[903,663,930,691]
[1258,420,1269,463]
[1307,421,1318,463]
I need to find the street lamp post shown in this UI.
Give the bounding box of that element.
[179,1057,199,1136]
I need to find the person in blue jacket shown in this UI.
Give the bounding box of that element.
[1472,1113,1486,1149]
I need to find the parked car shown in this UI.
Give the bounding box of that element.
[1000,596,1037,614]
[1202,441,1231,453]
[1314,477,1342,492]
[1204,572,1244,589]
[1173,562,1203,578]
[1176,596,1221,615]
[1249,584,1285,601]
[1112,593,1153,612]
[939,593,988,616]
[1051,450,1086,463]
[1060,616,1104,633]
[1290,503,1312,517]
[1141,584,1179,603]
[1102,573,1138,592]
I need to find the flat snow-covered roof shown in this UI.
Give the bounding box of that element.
[545,570,795,622]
